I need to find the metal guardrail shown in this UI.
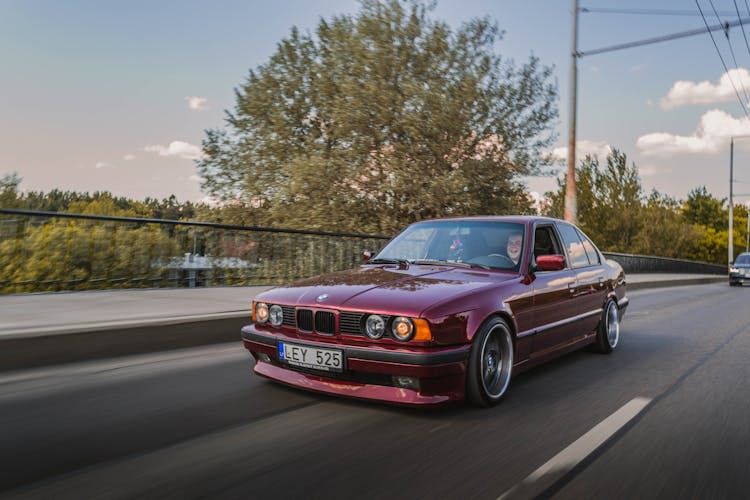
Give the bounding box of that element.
[602,252,726,275]
[0,209,390,294]
[0,208,727,294]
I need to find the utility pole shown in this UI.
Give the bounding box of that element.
[565,0,579,223]
[728,135,750,265]
[730,138,734,267]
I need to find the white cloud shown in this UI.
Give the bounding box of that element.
[637,109,750,156]
[638,164,669,178]
[552,140,612,161]
[185,96,209,111]
[95,161,116,169]
[123,154,136,161]
[661,69,750,109]
[145,141,204,160]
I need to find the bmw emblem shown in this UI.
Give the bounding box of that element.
[316,293,329,303]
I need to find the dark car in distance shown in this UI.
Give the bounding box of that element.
[241,216,628,407]
[729,252,750,286]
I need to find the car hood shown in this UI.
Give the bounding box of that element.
[733,263,750,269]
[256,264,516,317]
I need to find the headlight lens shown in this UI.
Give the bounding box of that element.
[365,314,386,339]
[730,267,739,274]
[255,302,269,323]
[391,316,415,341]
[269,304,283,326]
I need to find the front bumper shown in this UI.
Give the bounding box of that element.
[241,326,470,406]
[729,272,749,285]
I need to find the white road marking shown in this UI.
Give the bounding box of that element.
[498,396,652,500]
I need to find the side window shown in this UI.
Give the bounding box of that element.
[577,229,600,265]
[533,225,562,261]
[556,223,590,268]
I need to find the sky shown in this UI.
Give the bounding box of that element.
[4,0,750,206]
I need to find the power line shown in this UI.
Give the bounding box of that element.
[696,0,750,117]
[734,0,750,60]
[578,16,750,57]
[581,7,737,17]
[711,0,750,105]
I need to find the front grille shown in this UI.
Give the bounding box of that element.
[297,309,313,332]
[315,311,336,335]
[340,312,364,335]
[281,306,296,327]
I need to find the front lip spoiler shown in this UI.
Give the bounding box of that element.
[241,327,469,365]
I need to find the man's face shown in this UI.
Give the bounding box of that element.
[507,234,522,263]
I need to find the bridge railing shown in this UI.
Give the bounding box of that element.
[0,209,390,294]
[602,252,726,275]
[0,208,727,294]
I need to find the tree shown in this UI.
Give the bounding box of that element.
[682,186,726,231]
[198,0,558,233]
[543,149,643,252]
[0,172,21,208]
[631,190,702,259]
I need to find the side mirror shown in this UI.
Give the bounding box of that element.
[362,250,373,263]
[535,254,566,272]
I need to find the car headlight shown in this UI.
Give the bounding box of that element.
[731,267,739,274]
[391,316,415,342]
[255,302,269,324]
[269,304,283,326]
[365,314,386,339]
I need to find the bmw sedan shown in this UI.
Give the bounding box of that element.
[241,216,628,407]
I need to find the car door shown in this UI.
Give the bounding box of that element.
[555,223,607,338]
[528,223,579,356]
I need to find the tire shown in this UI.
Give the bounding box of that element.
[466,317,514,407]
[593,298,620,354]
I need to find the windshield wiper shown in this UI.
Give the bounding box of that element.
[368,258,411,266]
[411,259,489,270]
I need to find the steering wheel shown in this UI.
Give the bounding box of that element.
[487,253,515,267]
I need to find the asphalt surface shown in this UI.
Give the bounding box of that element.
[1,282,749,499]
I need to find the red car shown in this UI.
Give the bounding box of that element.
[241,216,628,407]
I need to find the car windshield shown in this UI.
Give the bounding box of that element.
[374,220,525,271]
[736,254,750,265]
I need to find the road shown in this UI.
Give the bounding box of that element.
[1,283,749,499]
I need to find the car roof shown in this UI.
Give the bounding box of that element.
[411,215,565,225]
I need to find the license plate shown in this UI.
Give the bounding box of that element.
[278,341,344,372]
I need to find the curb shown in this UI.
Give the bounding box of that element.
[627,276,726,290]
[0,315,250,372]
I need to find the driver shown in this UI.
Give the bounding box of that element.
[506,231,523,265]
